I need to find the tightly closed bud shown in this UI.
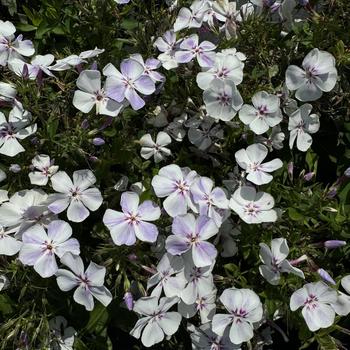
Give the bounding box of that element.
[327,187,337,198]
[81,119,89,129]
[92,137,105,146]
[288,162,293,180]
[9,164,21,173]
[123,292,134,311]
[324,240,346,249]
[303,172,314,181]
[317,268,336,285]
[289,254,308,266]
[89,156,99,163]
[90,61,98,70]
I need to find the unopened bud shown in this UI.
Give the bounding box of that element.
[92,137,105,146]
[123,292,134,311]
[9,164,21,173]
[317,268,336,285]
[324,240,346,249]
[303,172,314,181]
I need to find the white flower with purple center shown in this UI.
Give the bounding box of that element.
[166,214,218,267]
[130,296,182,348]
[229,186,278,224]
[0,225,22,256]
[290,281,338,331]
[259,238,304,285]
[212,288,263,344]
[235,143,283,185]
[239,91,282,135]
[103,191,160,246]
[190,176,229,227]
[73,70,125,117]
[175,34,216,68]
[147,253,186,298]
[56,253,112,311]
[0,104,37,157]
[189,323,241,350]
[173,0,210,32]
[203,79,243,122]
[8,54,55,80]
[288,103,320,152]
[29,154,59,186]
[181,255,215,305]
[19,220,80,278]
[49,316,76,350]
[139,132,172,163]
[286,48,337,102]
[130,54,165,82]
[178,290,216,324]
[48,170,103,223]
[255,125,285,151]
[154,30,181,70]
[103,59,155,110]
[49,48,104,71]
[151,164,198,217]
[196,52,244,90]
[0,188,53,237]
[0,21,35,66]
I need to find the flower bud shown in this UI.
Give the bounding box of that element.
[289,254,308,266]
[303,172,314,181]
[90,61,98,70]
[92,137,105,146]
[9,164,21,173]
[287,162,293,180]
[344,167,350,177]
[81,119,89,129]
[324,240,346,249]
[89,156,99,163]
[123,292,134,311]
[317,268,336,285]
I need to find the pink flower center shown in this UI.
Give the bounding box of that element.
[244,202,260,216]
[304,294,319,309]
[216,93,231,106]
[176,180,189,194]
[126,212,140,225]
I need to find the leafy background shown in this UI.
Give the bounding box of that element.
[0,0,350,349]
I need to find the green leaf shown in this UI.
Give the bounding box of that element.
[15,23,37,32]
[84,303,109,333]
[0,294,13,315]
[288,207,304,221]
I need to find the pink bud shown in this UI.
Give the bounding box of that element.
[289,254,308,266]
[288,162,294,180]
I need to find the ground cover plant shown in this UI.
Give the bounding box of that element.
[0,0,350,349]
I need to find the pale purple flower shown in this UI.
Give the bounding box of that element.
[290,281,338,331]
[188,115,224,151]
[103,191,160,245]
[130,296,181,348]
[151,164,198,217]
[48,170,103,223]
[73,70,124,116]
[173,0,210,32]
[166,214,218,267]
[0,189,54,237]
[259,238,304,285]
[103,59,155,110]
[0,25,35,66]
[196,52,244,90]
[288,104,320,152]
[178,290,216,323]
[175,34,216,68]
[235,143,283,185]
[239,91,282,135]
[303,171,315,181]
[203,79,243,122]
[0,81,17,103]
[212,288,263,344]
[181,255,215,305]
[9,163,21,173]
[56,253,112,311]
[92,137,105,146]
[19,220,80,278]
[130,54,165,82]
[140,132,172,163]
[255,125,285,151]
[190,177,229,227]
[286,48,337,102]
[189,323,240,350]
[29,154,59,186]
[229,186,278,224]
[0,225,22,256]
[331,276,350,317]
[0,104,37,157]
[154,30,181,70]
[147,253,186,298]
